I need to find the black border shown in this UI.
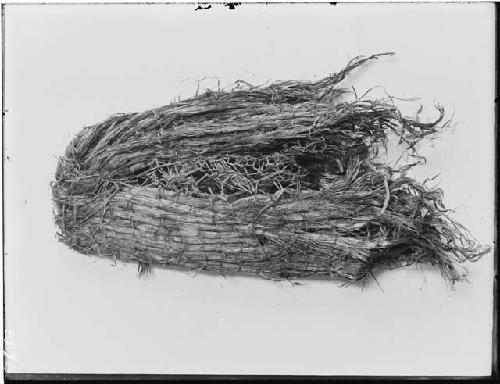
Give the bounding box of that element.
[3,373,500,381]
[1,2,498,382]
[2,1,7,382]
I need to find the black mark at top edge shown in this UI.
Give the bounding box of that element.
[195,4,212,11]
[225,2,241,10]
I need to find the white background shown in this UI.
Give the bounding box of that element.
[3,3,495,375]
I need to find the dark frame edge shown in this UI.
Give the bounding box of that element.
[492,1,499,382]
[3,373,500,382]
[2,2,7,382]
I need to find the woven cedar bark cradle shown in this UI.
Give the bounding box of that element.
[52,53,488,283]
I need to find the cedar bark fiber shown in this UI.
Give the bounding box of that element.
[52,53,489,284]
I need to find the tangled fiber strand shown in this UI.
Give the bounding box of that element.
[52,52,488,284]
